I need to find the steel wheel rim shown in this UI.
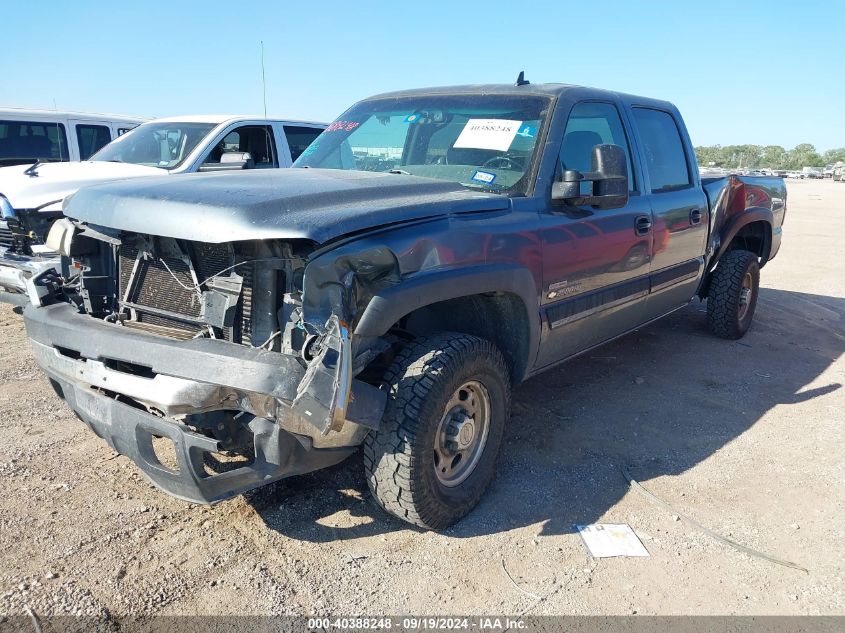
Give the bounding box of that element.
[433,380,491,487]
[738,271,754,320]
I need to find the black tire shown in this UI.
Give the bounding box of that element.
[363,332,510,529]
[706,249,760,339]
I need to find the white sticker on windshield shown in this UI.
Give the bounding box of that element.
[453,119,522,152]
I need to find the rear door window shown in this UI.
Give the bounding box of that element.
[76,124,112,160]
[283,126,324,162]
[0,120,69,165]
[631,108,691,192]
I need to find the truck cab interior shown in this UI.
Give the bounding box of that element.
[204,125,277,168]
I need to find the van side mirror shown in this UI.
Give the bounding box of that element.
[552,144,629,209]
[198,152,255,172]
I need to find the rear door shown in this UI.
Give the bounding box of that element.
[630,107,708,317]
[536,100,653,367]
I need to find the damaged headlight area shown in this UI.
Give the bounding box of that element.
[25,224,393,503]
[41,225,306,343]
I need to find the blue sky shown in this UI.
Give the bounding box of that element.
[2,0,842,150]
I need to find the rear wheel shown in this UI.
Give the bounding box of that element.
[706,249,760,339]
[363,332,510,529]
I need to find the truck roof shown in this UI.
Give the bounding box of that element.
[366,83,676,111]
[148,114,327,127]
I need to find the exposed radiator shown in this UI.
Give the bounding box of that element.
[239,259,254,345]
[117,239,252,342]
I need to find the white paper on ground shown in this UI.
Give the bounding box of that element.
[576,523,650,558]
[453,119,522,152]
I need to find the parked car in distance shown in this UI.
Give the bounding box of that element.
[0,108,147,168]
[0,115,326,304]
[22,81,785,528]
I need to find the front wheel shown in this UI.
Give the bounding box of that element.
[706,249,760,339]
[363,332,510,529]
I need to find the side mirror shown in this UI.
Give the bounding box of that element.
[552,144,629,209]
[198,152,255,172]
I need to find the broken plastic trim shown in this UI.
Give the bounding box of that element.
[25,267,62,307]
[291,315,352,436]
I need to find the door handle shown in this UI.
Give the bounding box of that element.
[635,215,652,236]
[689,208,703,225]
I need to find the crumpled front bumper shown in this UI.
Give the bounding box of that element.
[23,303,384,503]
[49,373,352,503]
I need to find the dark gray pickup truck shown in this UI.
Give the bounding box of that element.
[23,80,786,528]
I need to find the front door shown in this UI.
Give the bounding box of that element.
[537,101,653,368]
[200,124,279,170]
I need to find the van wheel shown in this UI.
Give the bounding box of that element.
[706,249,760,339]
[363,332,510,529]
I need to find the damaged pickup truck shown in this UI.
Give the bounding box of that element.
[23,81,786,529]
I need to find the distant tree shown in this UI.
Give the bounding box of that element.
[785,143,823,169]
[822,148,845,164]
[740,145,764,168]
[760,145,786,168]
[694,145,722,166]
[696,143,834,170]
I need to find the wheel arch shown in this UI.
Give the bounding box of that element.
[699,210,773,299]
[715,209,774,264]
[354,264,539,384]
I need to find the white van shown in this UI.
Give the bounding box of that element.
[0,108,148,167]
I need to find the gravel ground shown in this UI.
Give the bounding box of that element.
[0,179,843,621]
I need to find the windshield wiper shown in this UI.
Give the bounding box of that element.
[460,181,507,193]
[388,168,411,175]
[24,161,44,177]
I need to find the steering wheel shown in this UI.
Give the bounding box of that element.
[482,155,523,170]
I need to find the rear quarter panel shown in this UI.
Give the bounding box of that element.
[702,175,786,267]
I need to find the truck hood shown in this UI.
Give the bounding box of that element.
[0,161,165,210]
[64,168,510,244]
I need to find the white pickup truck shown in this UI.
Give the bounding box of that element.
[0,115,325,304]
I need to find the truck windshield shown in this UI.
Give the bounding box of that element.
[294,94,552,195]
[90,122,216,169]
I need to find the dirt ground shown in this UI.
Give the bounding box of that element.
[0,179,843,621]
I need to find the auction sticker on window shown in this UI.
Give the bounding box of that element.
[470,170,496,185]
[453,119,522,152]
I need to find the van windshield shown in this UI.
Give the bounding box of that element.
[294,94,552,195]
[91,122,216,169]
